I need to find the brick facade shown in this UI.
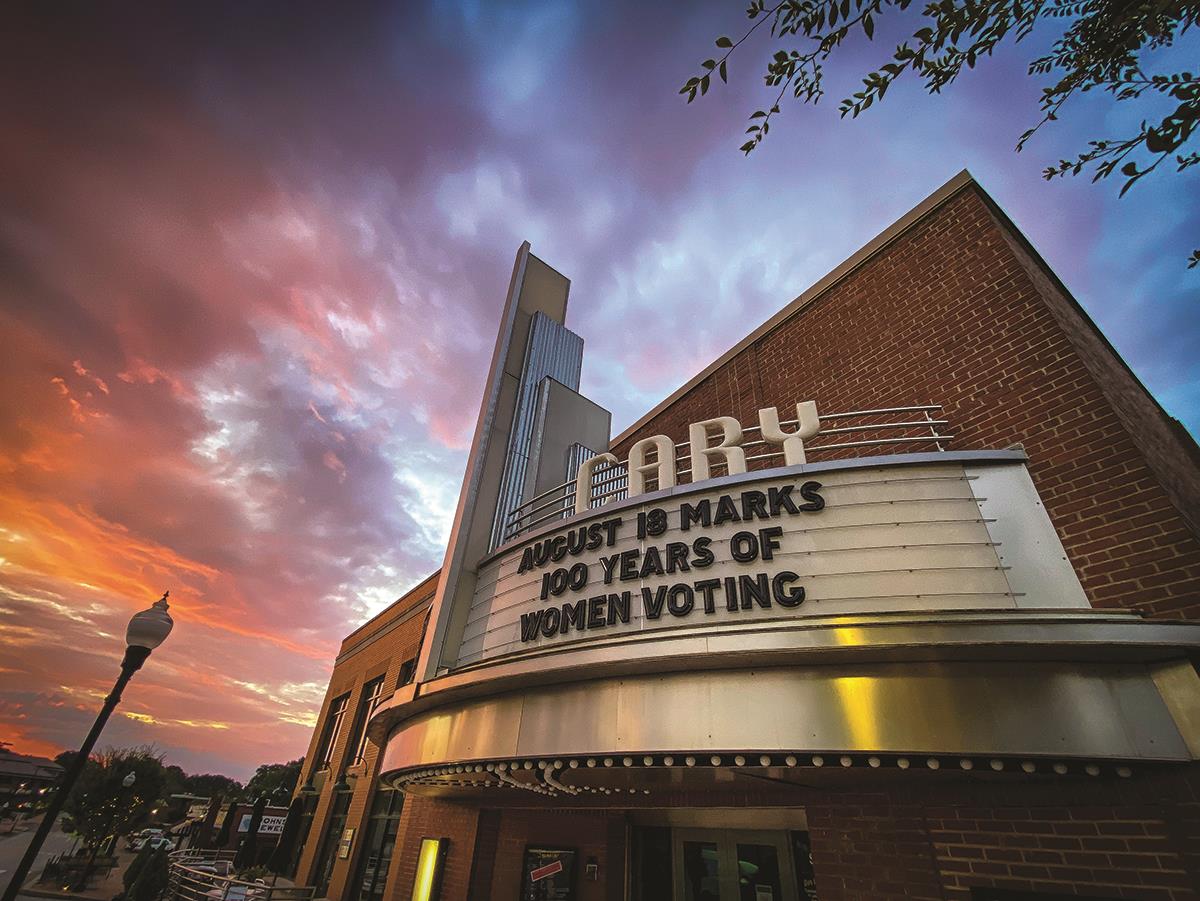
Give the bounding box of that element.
[293,572,436,901]
[388,798,480,901]
[611,183,1200,620]
[470,809,624,901]
[808,770,1200,901]
[293,175,1200,901]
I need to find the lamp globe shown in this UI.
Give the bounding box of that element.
[127,592,173,650]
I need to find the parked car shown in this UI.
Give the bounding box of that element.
[132,835,175,852]
[126,828,165,850]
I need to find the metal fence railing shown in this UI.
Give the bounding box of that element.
[166,850,315,901]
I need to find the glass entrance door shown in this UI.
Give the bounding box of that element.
[672,829,800,901]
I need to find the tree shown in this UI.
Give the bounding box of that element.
[182,773,244,800]
[54,750,79,772]
[682,0,1199,265]
[244,759,302,803]
[62,748,165,851]
[161,765,187,798]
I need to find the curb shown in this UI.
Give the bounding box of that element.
[16,887,112,901]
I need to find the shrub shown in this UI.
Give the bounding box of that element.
[127,850,169,901]
[122,845,155,893]
[235,865,270,883]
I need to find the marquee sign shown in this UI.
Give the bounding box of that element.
[515,479,825,641]
[456,453,1089,666]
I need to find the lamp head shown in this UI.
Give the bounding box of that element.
[126,592,174,651]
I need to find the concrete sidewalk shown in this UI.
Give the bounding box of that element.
[28,848,129,900]
[18,888,112,901]
[5,844,130,901]
[0,816,77,899]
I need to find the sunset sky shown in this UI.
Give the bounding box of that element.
[1,2,1196,781]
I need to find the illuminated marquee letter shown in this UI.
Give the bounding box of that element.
[759,401,819,465]
[688,416,746,482]
[575,452,619,514]
[627,435,677,497]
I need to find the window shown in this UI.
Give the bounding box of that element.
[315,693,350,770]
[311,790,352,898]
[347,677,386,767]
[345,787,404,901]
[397,658,417,687]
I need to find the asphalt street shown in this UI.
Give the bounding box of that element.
[0,816,76,897]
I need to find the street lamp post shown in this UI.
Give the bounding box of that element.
[1,593,173,901]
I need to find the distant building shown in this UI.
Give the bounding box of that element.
[0,748,62,817]
[213,802,292,854]
[290,172,1200,901]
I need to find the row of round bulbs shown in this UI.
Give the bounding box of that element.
[396,754,1133,785]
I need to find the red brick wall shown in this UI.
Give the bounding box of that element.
[464,810,500,901]
[611,184,1200,619]
[806,799,942,899]
[379,802,626,901]
[931,803,1195,900]
[993,217,1200,544]
[806,768,1200,901]
[474,808,623,901]
[294,573,437,897]
[386,797,480,901]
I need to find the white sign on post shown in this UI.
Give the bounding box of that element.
[237,814,286,835]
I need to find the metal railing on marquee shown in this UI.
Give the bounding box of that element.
[503,404,951,543]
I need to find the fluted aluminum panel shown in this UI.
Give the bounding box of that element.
[489,312,584,549]
[565,442,595,480]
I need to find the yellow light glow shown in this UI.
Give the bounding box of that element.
[411,837,443,901]
[832,674,880,748]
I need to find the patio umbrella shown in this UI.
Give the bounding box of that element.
[213,802,237,849]
[233,795,268,870]
[195,795,222,849]
[266,797,304,878]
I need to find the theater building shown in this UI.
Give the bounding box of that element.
[290,171,1200,901]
